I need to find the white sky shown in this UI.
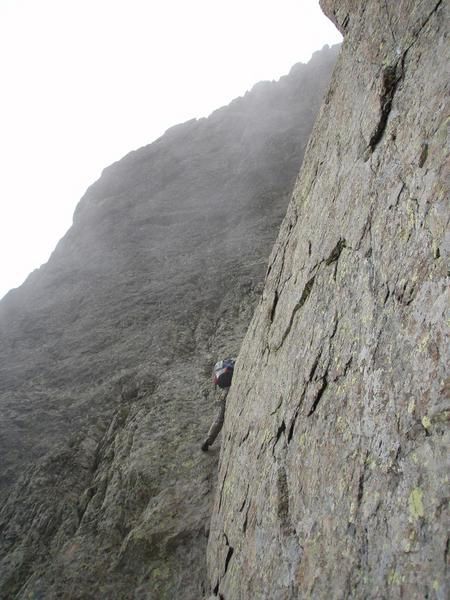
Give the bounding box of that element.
[0,0,341,300]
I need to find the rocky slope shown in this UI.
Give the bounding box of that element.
[207,1,449,599]
[0,46,338,598]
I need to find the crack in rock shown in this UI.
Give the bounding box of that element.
[273,275,316,352]
[223,533,234,576]
[272,420,287,455]
[325,238,347,265]
[307,375,329,417]
[367,65,401,154]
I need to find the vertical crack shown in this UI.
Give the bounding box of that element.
[224,545,234,575]
[287,387,307,444]
[309,352,322,381]
[357,468,365,507]
[223,533,235,576]
[238,484,249,513]
[287,408,300,443]
[273,275,316,351]
[307,375,328,417]
[239,428,251,446]
[272,420,286,455]
[243,503,250,534]
[367,64,401,153]
[326,238,346,265]
[269,290,279,323]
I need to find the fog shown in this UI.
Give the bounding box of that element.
[0,0,341,300]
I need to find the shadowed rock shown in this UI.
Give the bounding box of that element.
[0,46,338,598]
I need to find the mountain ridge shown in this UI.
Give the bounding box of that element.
[0,44,339,598]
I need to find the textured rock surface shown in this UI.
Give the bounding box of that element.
[0,47,338,598]
[207,1,449,599]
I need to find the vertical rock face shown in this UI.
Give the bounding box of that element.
[208,1,448,599]
[0,48,338,598]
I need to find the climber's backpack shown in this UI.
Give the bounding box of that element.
[213,358,235,389]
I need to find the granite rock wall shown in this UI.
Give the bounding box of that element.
[207,1,449,598]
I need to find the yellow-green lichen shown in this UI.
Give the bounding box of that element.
[418,333,430,353]
[407,399,415,414]
[341,425,352,442]
[388,569,403,585]
[433,409,450,424]
[151,564,170,580]
[433,116,449,144]
[349,500,356,522]
[401,538,411,553]
[409,529,417,542]
[409,487,424,520]
[366,455,377,470]
[432,241,441,259]
[406,200,417,230]
[421,415,431,430]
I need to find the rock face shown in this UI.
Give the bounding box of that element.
[0,47,338,598]
[207,1,448,599]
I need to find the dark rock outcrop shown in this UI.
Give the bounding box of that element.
[0,46,338,598]
[207,1,448,599]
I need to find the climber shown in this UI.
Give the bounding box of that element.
[201,358,235,452]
